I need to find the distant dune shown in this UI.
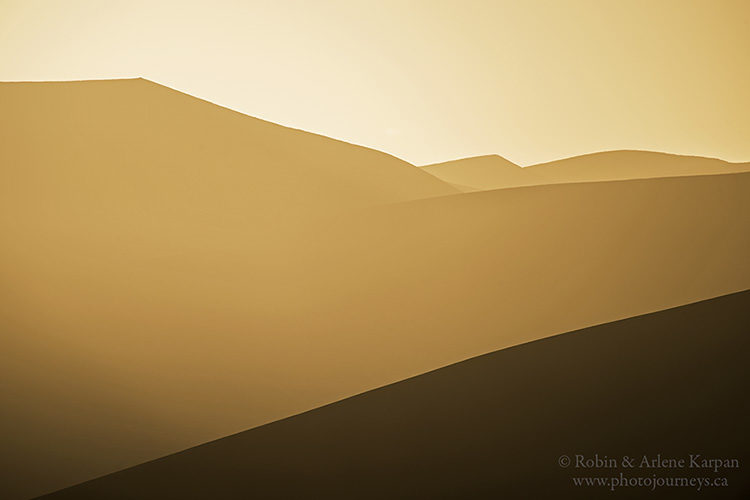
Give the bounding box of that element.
[40,291,750,499]
[420,154,528,191]
[1,80,749,499]
[421,150,750,191]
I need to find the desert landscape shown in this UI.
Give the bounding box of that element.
[1,78,749,498]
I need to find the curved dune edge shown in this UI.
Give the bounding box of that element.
[40,290,750,499]
[1,80,749,499]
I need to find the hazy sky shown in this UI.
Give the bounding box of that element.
[1,0,748,165]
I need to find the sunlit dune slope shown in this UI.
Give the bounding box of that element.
[41,291,750,499]
[0,79,456,222]
[1,81,749,498]
[421,150,750,191]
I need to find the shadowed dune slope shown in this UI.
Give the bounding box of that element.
[2,170,749,498]
[421,150,750,191]
[42,291,750,499]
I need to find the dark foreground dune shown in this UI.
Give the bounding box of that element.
[42,291,750,499]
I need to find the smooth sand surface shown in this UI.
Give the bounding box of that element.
[1,80,749,498]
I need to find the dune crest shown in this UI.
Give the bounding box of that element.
[420,154,530,191]
[0,78,456,220]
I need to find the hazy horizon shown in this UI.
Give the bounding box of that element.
[2,0,748,166]
[3,77,749,168]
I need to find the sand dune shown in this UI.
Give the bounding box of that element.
[421,150,750,191]
[419,154,529,191]
[41,291,750,499]
[0,78,456,217]
[1,80,749,498]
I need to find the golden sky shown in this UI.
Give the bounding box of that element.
[1,0,748,165]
